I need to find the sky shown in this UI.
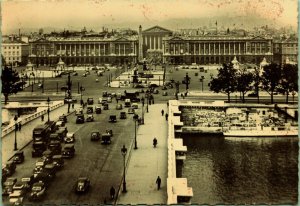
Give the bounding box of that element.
[1,0,298,33]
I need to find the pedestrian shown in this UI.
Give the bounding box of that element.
[156,176,161,190]
[167,102,169,107]
[72,103,74,109]
[15,123,19,131]
[41,114,44,121]
[153,137,158,148]
[110,186,115,200]
[165,113,168,121]
[18,122,22,131]
[161,109,164,116]
[116,98,119,103]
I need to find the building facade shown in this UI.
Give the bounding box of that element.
[2,38,29,66]
[162,35,273,65]
[28,36,139,66]
[273,38,298,65]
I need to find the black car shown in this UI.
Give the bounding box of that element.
[75,177,90,194]
[87,98,94,105]
[52,155,64,169]
[76,114,85,124]
[109,115,117,123]
[29,181,46,201]
[3,161,16,177]
[13,151,25,164]
[32,142,47,158]
[59,115,67,123]
[91,132,101,141]
[62,144,75,159]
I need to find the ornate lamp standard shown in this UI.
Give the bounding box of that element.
[121,145,128,193]
[47,97,51,122]
[14,115,18,151]
[141,97,145,124]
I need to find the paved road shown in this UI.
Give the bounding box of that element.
[2,99,139,204]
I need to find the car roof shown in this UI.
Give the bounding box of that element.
[64,144,74,148]
[52,155,63,158]
[78,177,88,181]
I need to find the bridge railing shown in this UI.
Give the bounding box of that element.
[2,101,64,138]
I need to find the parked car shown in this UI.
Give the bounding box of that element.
[116,104,123,110]
[76,114,85,124]
[87,106,94,114]
[3,161,16,177]
[86,114,94,122]
[2,177,17,196]
[21,176,34,192]
[91,132,101,141]
[9,190,24,205]
[62,144,75,159]
[29,181,46,201]
[107,97,112,103]
[162,91,168,96]
[13,151,24,164]
[64,132,75,143]
[75,177,90,194]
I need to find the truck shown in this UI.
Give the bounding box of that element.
[122,90,140,102]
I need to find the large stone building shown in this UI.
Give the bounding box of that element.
[162,35,273,65]
[28,36,139,66]
[2,37,29,66]
[26,25,297,66]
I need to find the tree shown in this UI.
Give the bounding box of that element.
[235,68,254,103]
[1,65,21,104]
[209,63,237,102]
[261,63,282,104]
[278,64,298,103]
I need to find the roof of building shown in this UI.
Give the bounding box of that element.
[163,35,272,41]
[142,25,173,34]
[2,39,27,44]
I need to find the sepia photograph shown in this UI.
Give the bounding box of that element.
[1,0,298,205]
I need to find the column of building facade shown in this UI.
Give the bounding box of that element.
[154,36,156,50]
[149,37,152,50]
[254,43,257,54]
[260,43,262,54]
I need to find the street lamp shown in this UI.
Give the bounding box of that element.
[47,97,50,122]
[133,114,139,149]
[141,97,145,124]
[14,115,18,151]
[146,93,149,113]
[200,76,205,92]
[121,145,127,193]
[80,85,84,106]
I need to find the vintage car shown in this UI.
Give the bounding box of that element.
[87,106,94,114]
[13,151,24,164]
[101,134,111,145]
[128,108,135,114]
[76,114,85,124]
[64,132,75,143]
[87,98,94,105]
[9,190,24,205]
[75,177,90,194]
[103,103,109,110]
[52,155,64,169]
[116,104,123,110]
[86,114,94,122]
[32,141,47,158]
[120,112,127,119]
[131,103,138,109]
[47,140,62,155]
[58,115,67,123]
[3,161,16,177]
[109,115,117,123]
[29,181,46,201]
[62,144,75,159]
[95,106,102,114]
[91,132,101,141]
[2,177,17,196]
[21,176,34,192]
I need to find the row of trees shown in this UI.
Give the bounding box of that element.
[209,62,298,104]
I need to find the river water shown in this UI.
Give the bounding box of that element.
[180,134,298,205]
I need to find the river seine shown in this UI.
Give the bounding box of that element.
[180,134,298,204]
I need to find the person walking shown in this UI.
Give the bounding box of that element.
[165,113,169,121]
[153,137,158,148]
[110,186,115,200]
[72,103,74,109]
[161,109,164,116]
[41,114,44,121]
[15,123,19,131]
[156,176,161,190]
[18,122,22,131]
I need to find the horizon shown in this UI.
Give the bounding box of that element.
[2,0,298,35]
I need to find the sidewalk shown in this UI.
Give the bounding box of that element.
[117,103,168,204]
[2,103,80,164]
